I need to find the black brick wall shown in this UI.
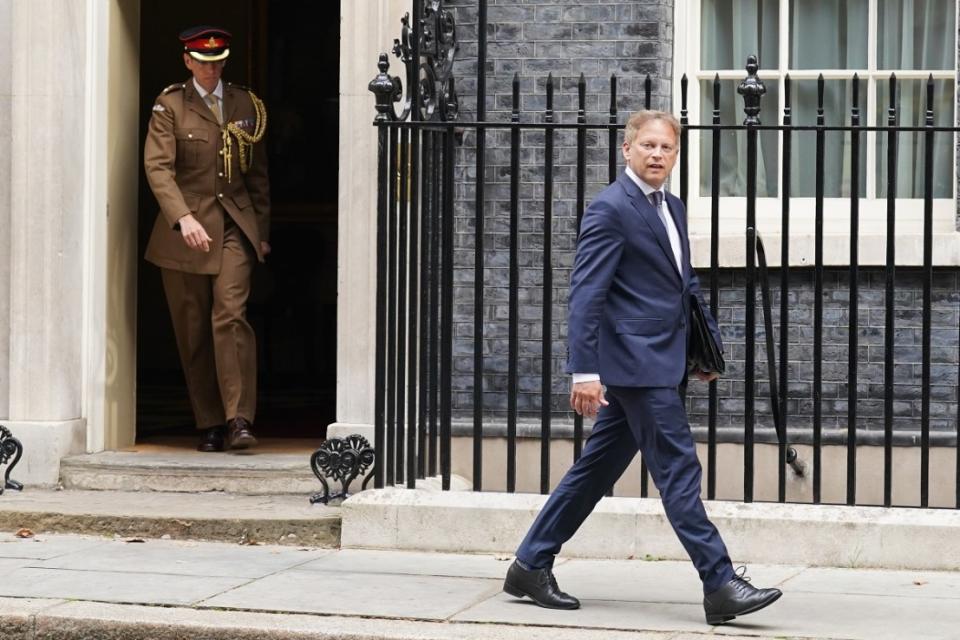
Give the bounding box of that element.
[446,0,676,417]
[688,268,960,436]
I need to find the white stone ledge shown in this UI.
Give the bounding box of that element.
[691,232,960,268]
[342,488,960,571]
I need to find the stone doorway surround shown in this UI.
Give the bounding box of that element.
[328,0,411,444]
[0,0,140,485]
[0,0,403,485]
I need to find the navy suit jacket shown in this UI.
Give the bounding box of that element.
[566,172,723,388]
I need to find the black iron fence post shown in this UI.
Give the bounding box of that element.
[472,0,488,492]
[847,74,861,506]
[779,75,792,504]
[708,74,720,500]
[920,75,935,508]
[883,74,898,508]
[813,75,825,504]
[738,55,765,503]
[507,73,520,494]
[540,75,555,495]
[574,73,587,462]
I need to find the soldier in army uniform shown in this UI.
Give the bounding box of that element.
[144,26,270,452]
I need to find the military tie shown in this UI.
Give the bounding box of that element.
[205,93,223,125]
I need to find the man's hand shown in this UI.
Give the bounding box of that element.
[178,214,212,252]
[570,380,609,418]
[693,369,720,383]
[260,240,272,257]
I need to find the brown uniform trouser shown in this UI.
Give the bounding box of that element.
[161,220,257,429]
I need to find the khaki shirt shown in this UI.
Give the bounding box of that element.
[144,78,270,274]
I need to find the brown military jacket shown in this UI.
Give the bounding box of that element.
[144,79,270,274]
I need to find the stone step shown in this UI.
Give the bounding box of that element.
[0,489,340,547]
[59,449,328,495]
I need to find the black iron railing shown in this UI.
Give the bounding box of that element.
[368,1,960,509]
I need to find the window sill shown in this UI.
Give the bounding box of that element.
[690,230,960,268]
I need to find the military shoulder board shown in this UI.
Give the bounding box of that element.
[162,83,186,95]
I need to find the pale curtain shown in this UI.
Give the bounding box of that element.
[877,0,955,198]
[700,0,780,197]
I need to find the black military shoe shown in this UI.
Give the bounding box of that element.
[503,559,580,610]
[197,426,225,452]
[703,567,782,625]
[226,417,258,450]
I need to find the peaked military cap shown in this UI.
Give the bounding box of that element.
[179,26,231,62]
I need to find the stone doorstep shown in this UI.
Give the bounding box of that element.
[59,451,323,495]
[0,599,760,640]
[341,488,960,572]
[0,489,341,547]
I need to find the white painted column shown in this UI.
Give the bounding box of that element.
[330,0,410,441]
[0,0,13,419]
[4,0,90,483]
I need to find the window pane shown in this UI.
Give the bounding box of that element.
[791,80,868,197]
[790,0,868,69]
[701,0,779,70]
[700,79,780,197]
[876,79,955,198]
[878,0,956,70]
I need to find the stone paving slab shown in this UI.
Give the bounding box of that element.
[33,537,330,579]
[455,592,710,633]
[201,568,504,620]
[709,590,960,640]
[0,557,41,572]
[0,566,248,606]
[551,559,804,605]
[780,565,960,600]
[296,548,515,579]
[0,532,108,559]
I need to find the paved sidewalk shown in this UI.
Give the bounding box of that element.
[0,532,958,639]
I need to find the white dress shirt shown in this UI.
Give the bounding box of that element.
[193,78,224,102]
[572,168,683,385]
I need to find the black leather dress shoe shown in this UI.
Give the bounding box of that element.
[503,559,580,610]
[226,417,258,450]
[197,426,225,452]
[703,567,782,625]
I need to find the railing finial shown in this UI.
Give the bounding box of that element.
[369,53,402,122]
[738,54,766,126]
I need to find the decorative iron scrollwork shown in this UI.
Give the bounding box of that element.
[0,425,23,495]
[369,0,460,122]
[309,434,375,505]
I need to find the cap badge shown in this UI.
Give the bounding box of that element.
[205,36,218,49]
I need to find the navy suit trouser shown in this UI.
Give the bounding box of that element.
[515,385,735,594]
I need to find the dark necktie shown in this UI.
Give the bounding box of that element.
[648,190,681,274]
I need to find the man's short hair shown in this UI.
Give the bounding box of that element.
[624,110,681,145]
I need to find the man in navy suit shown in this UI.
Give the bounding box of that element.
[502,111,782,625]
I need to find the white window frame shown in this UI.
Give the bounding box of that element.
[674,0,960,267]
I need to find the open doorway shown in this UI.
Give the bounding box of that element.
[135,0,339,444]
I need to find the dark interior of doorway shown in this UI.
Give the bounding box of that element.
[136,0,339,440]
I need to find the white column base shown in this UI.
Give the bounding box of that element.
[327,422,375,443]
[2,420,85,487]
